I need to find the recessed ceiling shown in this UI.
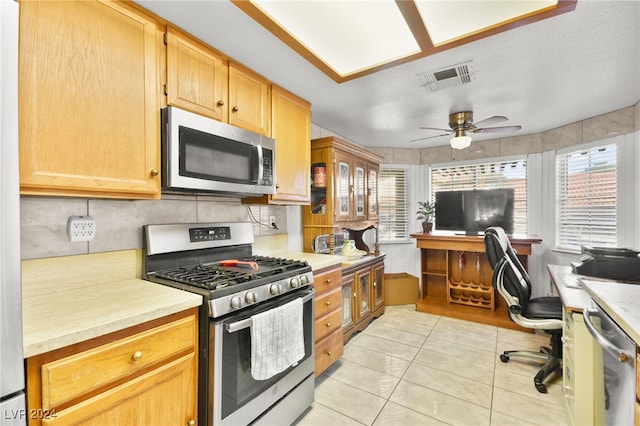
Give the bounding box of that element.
[233,0,573,82]
[136,0,640,150]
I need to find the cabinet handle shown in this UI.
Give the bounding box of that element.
[325,300,331,306]
[325,278,332,284]
[217,100,224,107]
[326,351,332,356]
[326,322,331,328]
[150,169,159,176]
[276,184,280,189]
[353,293,356,298]
[187,420,196,426]
[232,106,239,112]
[349,184,354,194]
[373,281,377,287]
[131,351,143,362]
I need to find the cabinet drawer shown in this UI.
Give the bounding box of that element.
[562,310,576,363]
[315,287,342,319]
[314,308,342,342]
[314,328,343,377]
[41,315,197,409]
[563,356,576,421]
[313,267,342,296]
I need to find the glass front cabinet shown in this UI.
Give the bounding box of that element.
[302,136,384,256]
[342,255,386,342]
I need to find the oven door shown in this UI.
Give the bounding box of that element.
[211,287,315,426]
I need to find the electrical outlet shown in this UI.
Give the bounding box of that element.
[269,215,276,228]
[67,215,96,242]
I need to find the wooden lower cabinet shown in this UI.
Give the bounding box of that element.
[26,309,198,426]
[313,264,343,377]
[343,255,385,342]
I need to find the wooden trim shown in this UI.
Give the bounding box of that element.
[395,0,433,51]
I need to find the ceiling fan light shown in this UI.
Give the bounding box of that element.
[450,135,472,149]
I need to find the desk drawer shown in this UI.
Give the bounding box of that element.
[41,315,197,409]
[314,308,342,342]
[563,356,576,422]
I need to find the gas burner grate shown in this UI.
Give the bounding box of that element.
[155,265,253,290]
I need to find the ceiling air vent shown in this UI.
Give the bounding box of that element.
[417,61,474,92]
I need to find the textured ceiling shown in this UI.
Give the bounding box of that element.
[137,0,640,149]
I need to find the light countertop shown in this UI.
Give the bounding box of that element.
[581,280,640,345]
[548,264,640,344]
[21,250,202,358]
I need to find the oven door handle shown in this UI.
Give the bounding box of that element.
[582,307,632,363]
[225,291,314,334]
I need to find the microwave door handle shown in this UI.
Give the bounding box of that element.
[253,145,264,184]
[582,307,632,363]
[224,290,314,334]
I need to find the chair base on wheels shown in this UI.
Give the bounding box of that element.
[499,331,563,394]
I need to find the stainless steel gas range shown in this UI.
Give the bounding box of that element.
[142,222,315,426]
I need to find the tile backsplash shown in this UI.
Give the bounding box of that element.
[20,194,287,260]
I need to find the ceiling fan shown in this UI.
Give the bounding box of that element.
[411,111,522,149]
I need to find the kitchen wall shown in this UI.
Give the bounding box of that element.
[20,102,639,267]
[369,101,640,297]
[18,119,352,261]
[20,194,288,260]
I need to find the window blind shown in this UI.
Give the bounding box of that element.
[556,144,617,251]
[431,159,528,234]
[379,167,409,240]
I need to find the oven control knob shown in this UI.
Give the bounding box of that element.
[245,291,258,304]
[230,296,242,309]
[289,277,300,288]
[300,275,310,285]
[269,284,281,295]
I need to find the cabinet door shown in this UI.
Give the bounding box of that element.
[42,355,197,426]
[354,268,371,324]
[354,162,367,219]
[334,153,353,222]
[228,62,270,135]
[367,164,379,220]
[342,274,354,331]
[269,85,311,203]
[166,26,228,122]
[19,0,161,199]
[371,261,385,311]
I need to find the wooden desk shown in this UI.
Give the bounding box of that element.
[410,232,541,331]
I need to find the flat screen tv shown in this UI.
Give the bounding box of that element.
[434,188,515,234]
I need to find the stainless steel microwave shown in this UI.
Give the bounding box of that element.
[161,106,276,196]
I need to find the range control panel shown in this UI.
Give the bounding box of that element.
[189,226,231,242]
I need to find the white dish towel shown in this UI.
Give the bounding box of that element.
[250,297,305,381]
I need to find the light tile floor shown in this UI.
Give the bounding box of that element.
[294,304,567,426]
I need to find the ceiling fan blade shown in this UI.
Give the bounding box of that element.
[472,125,522,134]
[472,115,508,128]
[410,132,452,142]
[419,126,452,133]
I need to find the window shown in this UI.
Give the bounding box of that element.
[556,143,617,251]
[379,167,409,241]
[431,159,528,234]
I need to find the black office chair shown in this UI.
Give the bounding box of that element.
[484,227,563,393]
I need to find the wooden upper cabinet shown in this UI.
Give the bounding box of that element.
[244,85,311,205]
[18,0,161,199]
[228,61,271,136]
[165,26,228,122]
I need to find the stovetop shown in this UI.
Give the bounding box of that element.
[142,222,314,318]
[154,255,310,291]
